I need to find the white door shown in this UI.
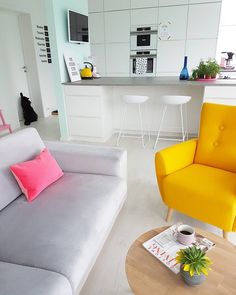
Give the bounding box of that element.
[0,9,30,123]
[18,14,44,118]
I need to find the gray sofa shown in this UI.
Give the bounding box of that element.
[0,128,127,295]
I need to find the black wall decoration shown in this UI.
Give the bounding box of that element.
[35,25,52,64]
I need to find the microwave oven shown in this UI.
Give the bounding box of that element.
[130,25,157,51]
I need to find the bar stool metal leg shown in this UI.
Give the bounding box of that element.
[185,103,188,140]
[138,103,145,148]
[153,105,167,149]
[116,103,127,146]
[180,104,185,141]
[145,101,151,142]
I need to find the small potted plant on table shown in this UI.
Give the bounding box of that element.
[176,246,212,286]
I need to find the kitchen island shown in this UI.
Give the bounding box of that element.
[62,77,236,142]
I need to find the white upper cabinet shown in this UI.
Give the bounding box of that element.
[106,43,130,76]
[159,0,188,6]
[157,40,185,74]
[187,2,221,39]
[104,0,130,11]
[104,11,130,43]
[158,5,188,40]
[189,0,221,3]
[88,0,103,13]
[186,39,218,71]
[89,13,104,44]
[131,0,158,9]
[131,8,158,26]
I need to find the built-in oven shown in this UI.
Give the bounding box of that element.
[130,50,157,77]
[130,25,157,51]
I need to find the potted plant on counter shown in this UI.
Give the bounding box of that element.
[205,59,221,79]
[176,246,212,286]
[190,59,220,80]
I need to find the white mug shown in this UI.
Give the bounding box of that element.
[176,224,195,245]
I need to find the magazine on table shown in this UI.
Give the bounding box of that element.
[142,224,215,274]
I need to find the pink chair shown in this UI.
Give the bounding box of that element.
[0,110,12,134]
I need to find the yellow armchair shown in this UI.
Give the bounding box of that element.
[155,103,236,239]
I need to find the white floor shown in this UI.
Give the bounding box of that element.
[22,117,236,295]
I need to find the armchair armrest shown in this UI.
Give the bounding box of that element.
[45,141,127,179]
[155,139,198,178]
[155,139,198,196]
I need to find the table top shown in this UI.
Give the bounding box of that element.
[125,227,236,295]
[62,77,236,87]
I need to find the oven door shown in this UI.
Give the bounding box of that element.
[130,55,156,77]
[131,33,157,51]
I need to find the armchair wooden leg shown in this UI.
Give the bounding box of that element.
[223,230,229,240]
[166,208,174,222]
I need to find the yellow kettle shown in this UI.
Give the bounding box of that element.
[80,62,94,79]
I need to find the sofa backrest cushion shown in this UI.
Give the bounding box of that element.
[0,128,45,210]
[195,103,236,173]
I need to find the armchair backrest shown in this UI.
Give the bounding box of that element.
[195,103,236,173]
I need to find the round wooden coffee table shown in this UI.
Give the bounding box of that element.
[125,227,236,295]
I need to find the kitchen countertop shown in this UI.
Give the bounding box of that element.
[62,76,236,87]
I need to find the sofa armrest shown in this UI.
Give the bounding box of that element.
[155,139,198,178]
[45,141,127,179]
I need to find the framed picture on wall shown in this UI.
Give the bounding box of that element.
[64,53,81,82]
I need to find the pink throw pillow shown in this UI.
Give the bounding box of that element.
[10,148,64,202]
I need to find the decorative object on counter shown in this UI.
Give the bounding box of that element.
[80,62,94,80]
[179,56,189,80]
[191,59,220,81]
[64,53,81,82]
[176,246,212,286]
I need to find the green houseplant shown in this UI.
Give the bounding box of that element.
[191,59,220,80]
[176,246,212,286]
[205,59,221,79]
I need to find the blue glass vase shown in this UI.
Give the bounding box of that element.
[179,56,189,80]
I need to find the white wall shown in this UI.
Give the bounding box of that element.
[0,10,22,129]
[0,0,57,120]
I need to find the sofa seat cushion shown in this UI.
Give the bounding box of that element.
[0,173,126,293]
[163,164,236,231]
[0,261,72,295]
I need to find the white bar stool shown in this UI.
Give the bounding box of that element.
[154,95,191,149]
[116,95,150,148]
